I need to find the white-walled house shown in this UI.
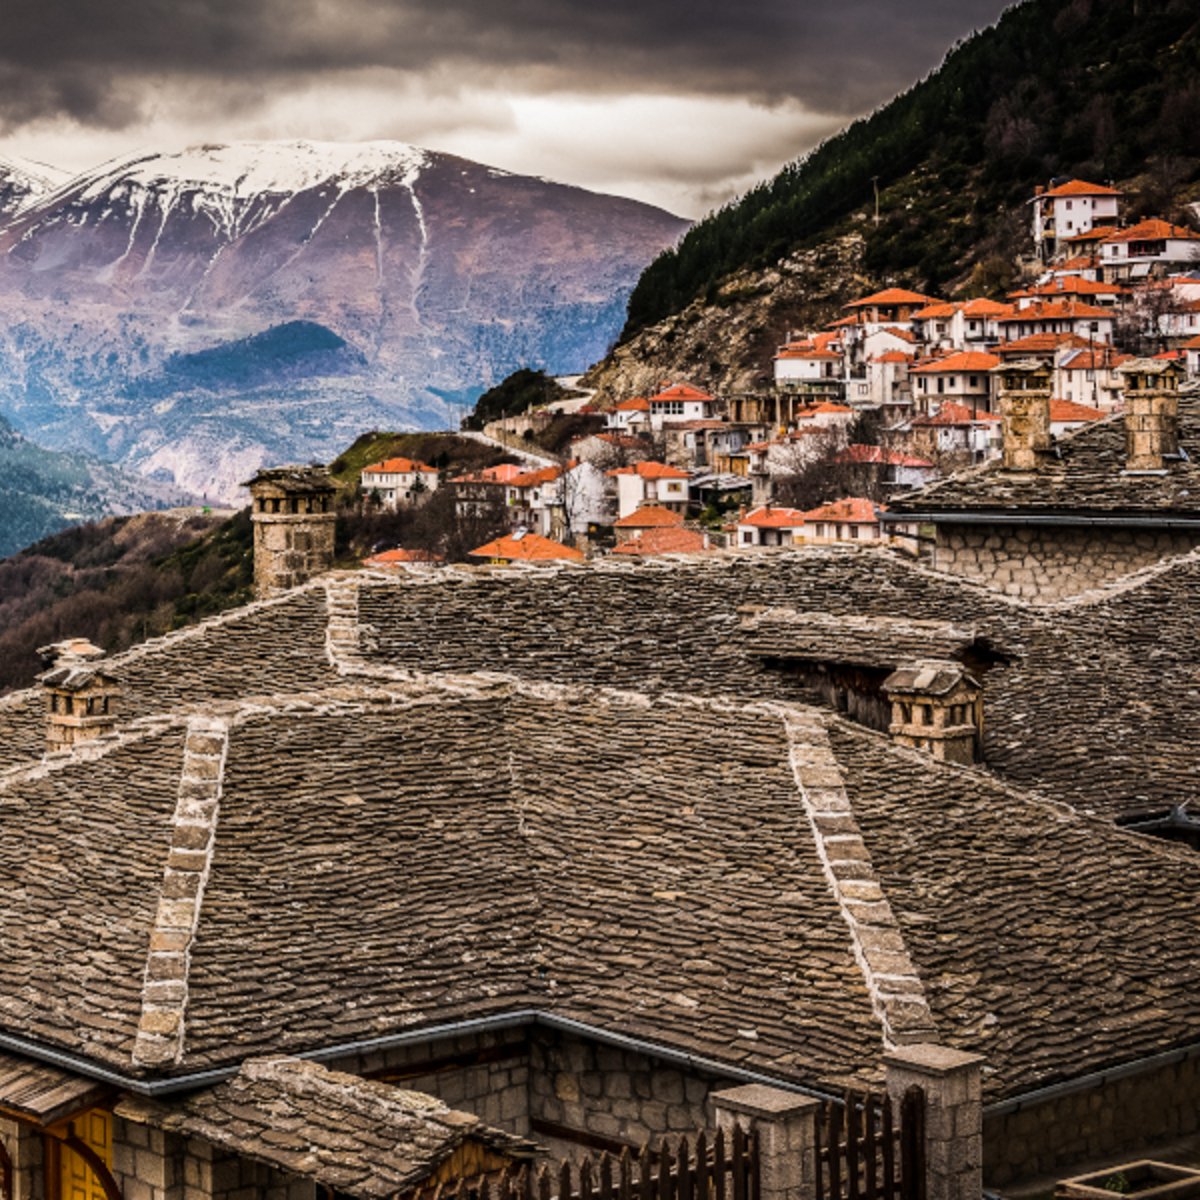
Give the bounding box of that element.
[735,505,809,548]
[360,456,440,509]
[997,300,1115,345]
[606,396,650,432]
[906,402,1002,461]
[1030,179,1122,260]
[609,461,690,519]
[1049,398,1105,438]
[800,498,885,544]
[1186,335,1200,378]
[910,352,1001,415]
[774,346,845,388]
[647,384,719,430]
[1099,220,1200,281]
[506,461,612,537]
[1054,346,1129,412]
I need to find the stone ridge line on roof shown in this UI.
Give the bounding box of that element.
[782,710,939,1050]
[134,716,230,1069]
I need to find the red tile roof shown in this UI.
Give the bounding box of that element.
[775,347,842,360]
[607,461,689,480]
[995,332,1097,356]
[468,532,585,562]
[1018,276,1125,299]
[910,351,1001,374]
[450,463,526,484]
[738,505,808,529]
[614,505,686,529]
[648,383,716,403]
[847,288,939,308]
[1000,299,1112,321]
[614,396,650,412]
[803,497,880,523]
[1040,179,1122,198]
[509,464,566,489]
[1059,347,1130,370]
[833,445,933,468]
[1101,219,1200,244]
[871,351,915,364]
[958,297,1015,317]
[1050,399,1105,423]
[1183,335,1200,350]
[881,326,919,343]
[362,547,444,566]
[610,527,710,556]
[911,402,1002,427]
[362,457,438,475]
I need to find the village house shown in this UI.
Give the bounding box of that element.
[1049,397,1105,437]
[505,461,612,539]
[360,456,440,509]
[772,343,846,399]
[1054,344,1129,411]
[1011,274,1126,308]
[734,504,808,547]
[647,383,720,431]
[800,497,885,544]
[659,419,747,472]
[612,504,686,545]
[610,525,710,557]
[904,401,1002,463]
[1029,178,1123,261]
[569,430,650,468]
[911,299,1013,354]
[449,462,526,520]
[1186,334,1200,377]
[604,396,650,433]
[909,352,1000,416]
[831,444,937,492]
[361,547,445,569]
[996,298,1115,344]
[859,350,915,417]
[608,461,690,519]
[1099,218,1200,282]
[886,358,1200,597]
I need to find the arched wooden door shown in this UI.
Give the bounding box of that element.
[52,1109,117,1200]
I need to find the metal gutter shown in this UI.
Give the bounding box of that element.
[881,510,1200,529]
[984,1040,1200,1118]
[0,1011,843,1103]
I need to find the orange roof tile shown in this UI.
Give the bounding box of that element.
[1183,335,1200,350]
[1059,347,1130,370]
[910,351,1001,374]
[610,527,710,556]
[614,396,650,412]
[450,463,526,485]
[808,401,854,414]
[648,383,716,403]
[847,288,939,308]
[1050,399,1105,423]
[911,402,1002,427]
[995,332,1096,356]
[1000,299,1112,321]
[361,547,444,566]
[832,445,933,468]
[881,326,919,343]
[1101,219,1200,244]
[614,505,686,529]
[803,497,880,523]
[509,464,566,489]
[958,297,1014,317]
[362,456,438,475]
[468,532,585,562]
[1040,179,1123,198]
[739,505,808,529]
[607,461,690,480]
[775,347,842,360]
[913,302,958,319]
[1023,276,1125,298]
[1063,227,1118,245]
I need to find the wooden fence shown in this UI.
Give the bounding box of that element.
[420,1126,759,1200]
[815,1088,925,1200]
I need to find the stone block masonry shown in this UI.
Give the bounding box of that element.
[932,524,1200,600]
[0,1117,44,1200]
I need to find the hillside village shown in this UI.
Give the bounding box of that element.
[348,179,1200,572]
[5,155,1200,1200]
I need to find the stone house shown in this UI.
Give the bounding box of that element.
[904,402,1002,463]
[885,358,1200,598]
[8,538,1200,1197]
[449,463,526,521]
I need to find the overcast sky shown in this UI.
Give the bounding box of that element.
[0,0,1014,218]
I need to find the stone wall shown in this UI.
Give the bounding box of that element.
[0,1117,43,1200]
[529,1029,730,1153]
[984,1053,1200,1188]
[931,524,1200,599]
[328,1027,532,1136]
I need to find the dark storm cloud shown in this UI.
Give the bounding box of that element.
[1,0,1014,130]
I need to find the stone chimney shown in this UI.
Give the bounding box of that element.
[882,659,981,766]
[993,359,1051,471]
[36,639,121,752]
[1118,358,1184,473]
[245,466,338,599]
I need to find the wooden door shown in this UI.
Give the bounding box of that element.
[58,1110,112,1200]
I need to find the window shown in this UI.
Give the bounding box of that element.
[742,530,753,544]
[969,375,978,388]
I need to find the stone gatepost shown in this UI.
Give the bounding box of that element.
[884,1045,984,1200]
[711,1084,820,1200]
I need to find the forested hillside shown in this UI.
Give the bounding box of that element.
[624,0,1200,338]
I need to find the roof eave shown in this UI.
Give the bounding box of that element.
[881,509,1200,529]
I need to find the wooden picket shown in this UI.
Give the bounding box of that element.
[815,1088,925,1200]
[415,1126,758,1200]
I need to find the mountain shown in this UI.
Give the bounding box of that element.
[0,140,688,500]
[0,156,61,219]
[0,412,196,558]
[585,0,1200,398]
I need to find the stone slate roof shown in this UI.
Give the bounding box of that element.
[5,547,1200,1102]
[117,1057,537,1199]
[888,396,1200,521]
[738,608,984,670]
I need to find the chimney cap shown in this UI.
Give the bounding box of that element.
[36,663,120,692]
[243,465,336,494]
[37,638,106,667]
[1116,357,1185,379]
[991,357,1049,376]
[883,658,980,697]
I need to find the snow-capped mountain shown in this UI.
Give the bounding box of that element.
[0,140,688,501]
[0,156,63,219]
